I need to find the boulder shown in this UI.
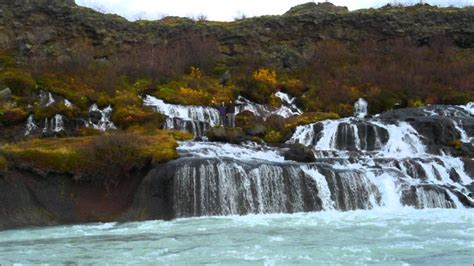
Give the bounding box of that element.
[207,127,245,144]
[283,143,316,163]
[245,123,267,137]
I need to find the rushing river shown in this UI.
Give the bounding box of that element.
[0,208,472,265]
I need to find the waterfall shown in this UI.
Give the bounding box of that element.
[52,114,64,132]
[64,99,73,108]
[452,120,472,143]
[39,90,55,107]
[143,95,220,137]
[143,95,221,126]
[24,115,38,136]
[236,95,301,119]
[88,104,116,131]
[162,103,473,217]
[354,98,368,118]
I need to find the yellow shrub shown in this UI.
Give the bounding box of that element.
[253,68,277,85]
[178,87,211,105]
[112,106,163,129]
[190,66,202,79]
[409,100,424,108]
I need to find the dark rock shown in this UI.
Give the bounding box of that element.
[284,143,316,163]
[89,110,102,124]
[245,123,266,137]
[0,88,11,101]
[207,127,245,144]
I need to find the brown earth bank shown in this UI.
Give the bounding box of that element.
[0,166,154,230]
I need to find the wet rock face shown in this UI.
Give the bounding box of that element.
[380,105,474,155]
[356,122,389,151]
[0,168,149,230]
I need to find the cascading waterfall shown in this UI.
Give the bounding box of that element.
[88,104,116,131]
[236,93,301,119]
[144,95,221,137]
[354,98,368,118]
[24,115,38,136]
[162,101,473,217]
[39,90,55,107]
[143,92,303,137]
[42,114,64,133]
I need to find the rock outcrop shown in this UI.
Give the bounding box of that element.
[0,1,473,70]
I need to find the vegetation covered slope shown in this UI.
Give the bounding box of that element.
[0,0,473,174]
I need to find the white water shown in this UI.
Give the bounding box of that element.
[39,90,55,107]
[236,94,301,119]
[143,95,221,126]
[354,97,368,118]
[0,209,472,264]
[42,114,64,133]
[178,141,285,163]
[24,114,38,136]
[64,99,73,108]
[88,104,116,131]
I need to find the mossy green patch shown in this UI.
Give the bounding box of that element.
[0,131,186,185]
[0,69,36,95]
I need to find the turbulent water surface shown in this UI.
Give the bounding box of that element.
[0,208,472,265]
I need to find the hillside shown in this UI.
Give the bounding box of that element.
[0,0,473,230]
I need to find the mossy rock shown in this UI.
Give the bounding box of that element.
[207,126,245,144]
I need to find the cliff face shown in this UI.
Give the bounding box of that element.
[1,0,473,69]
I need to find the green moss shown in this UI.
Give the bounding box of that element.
[112,106,163,130]
[1,131,182,185]
[449,139,462,151]
[0,69,36,95]
[264,130,284,143]
[286,112,340,129]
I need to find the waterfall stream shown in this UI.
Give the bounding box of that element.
[144,102,474,218]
